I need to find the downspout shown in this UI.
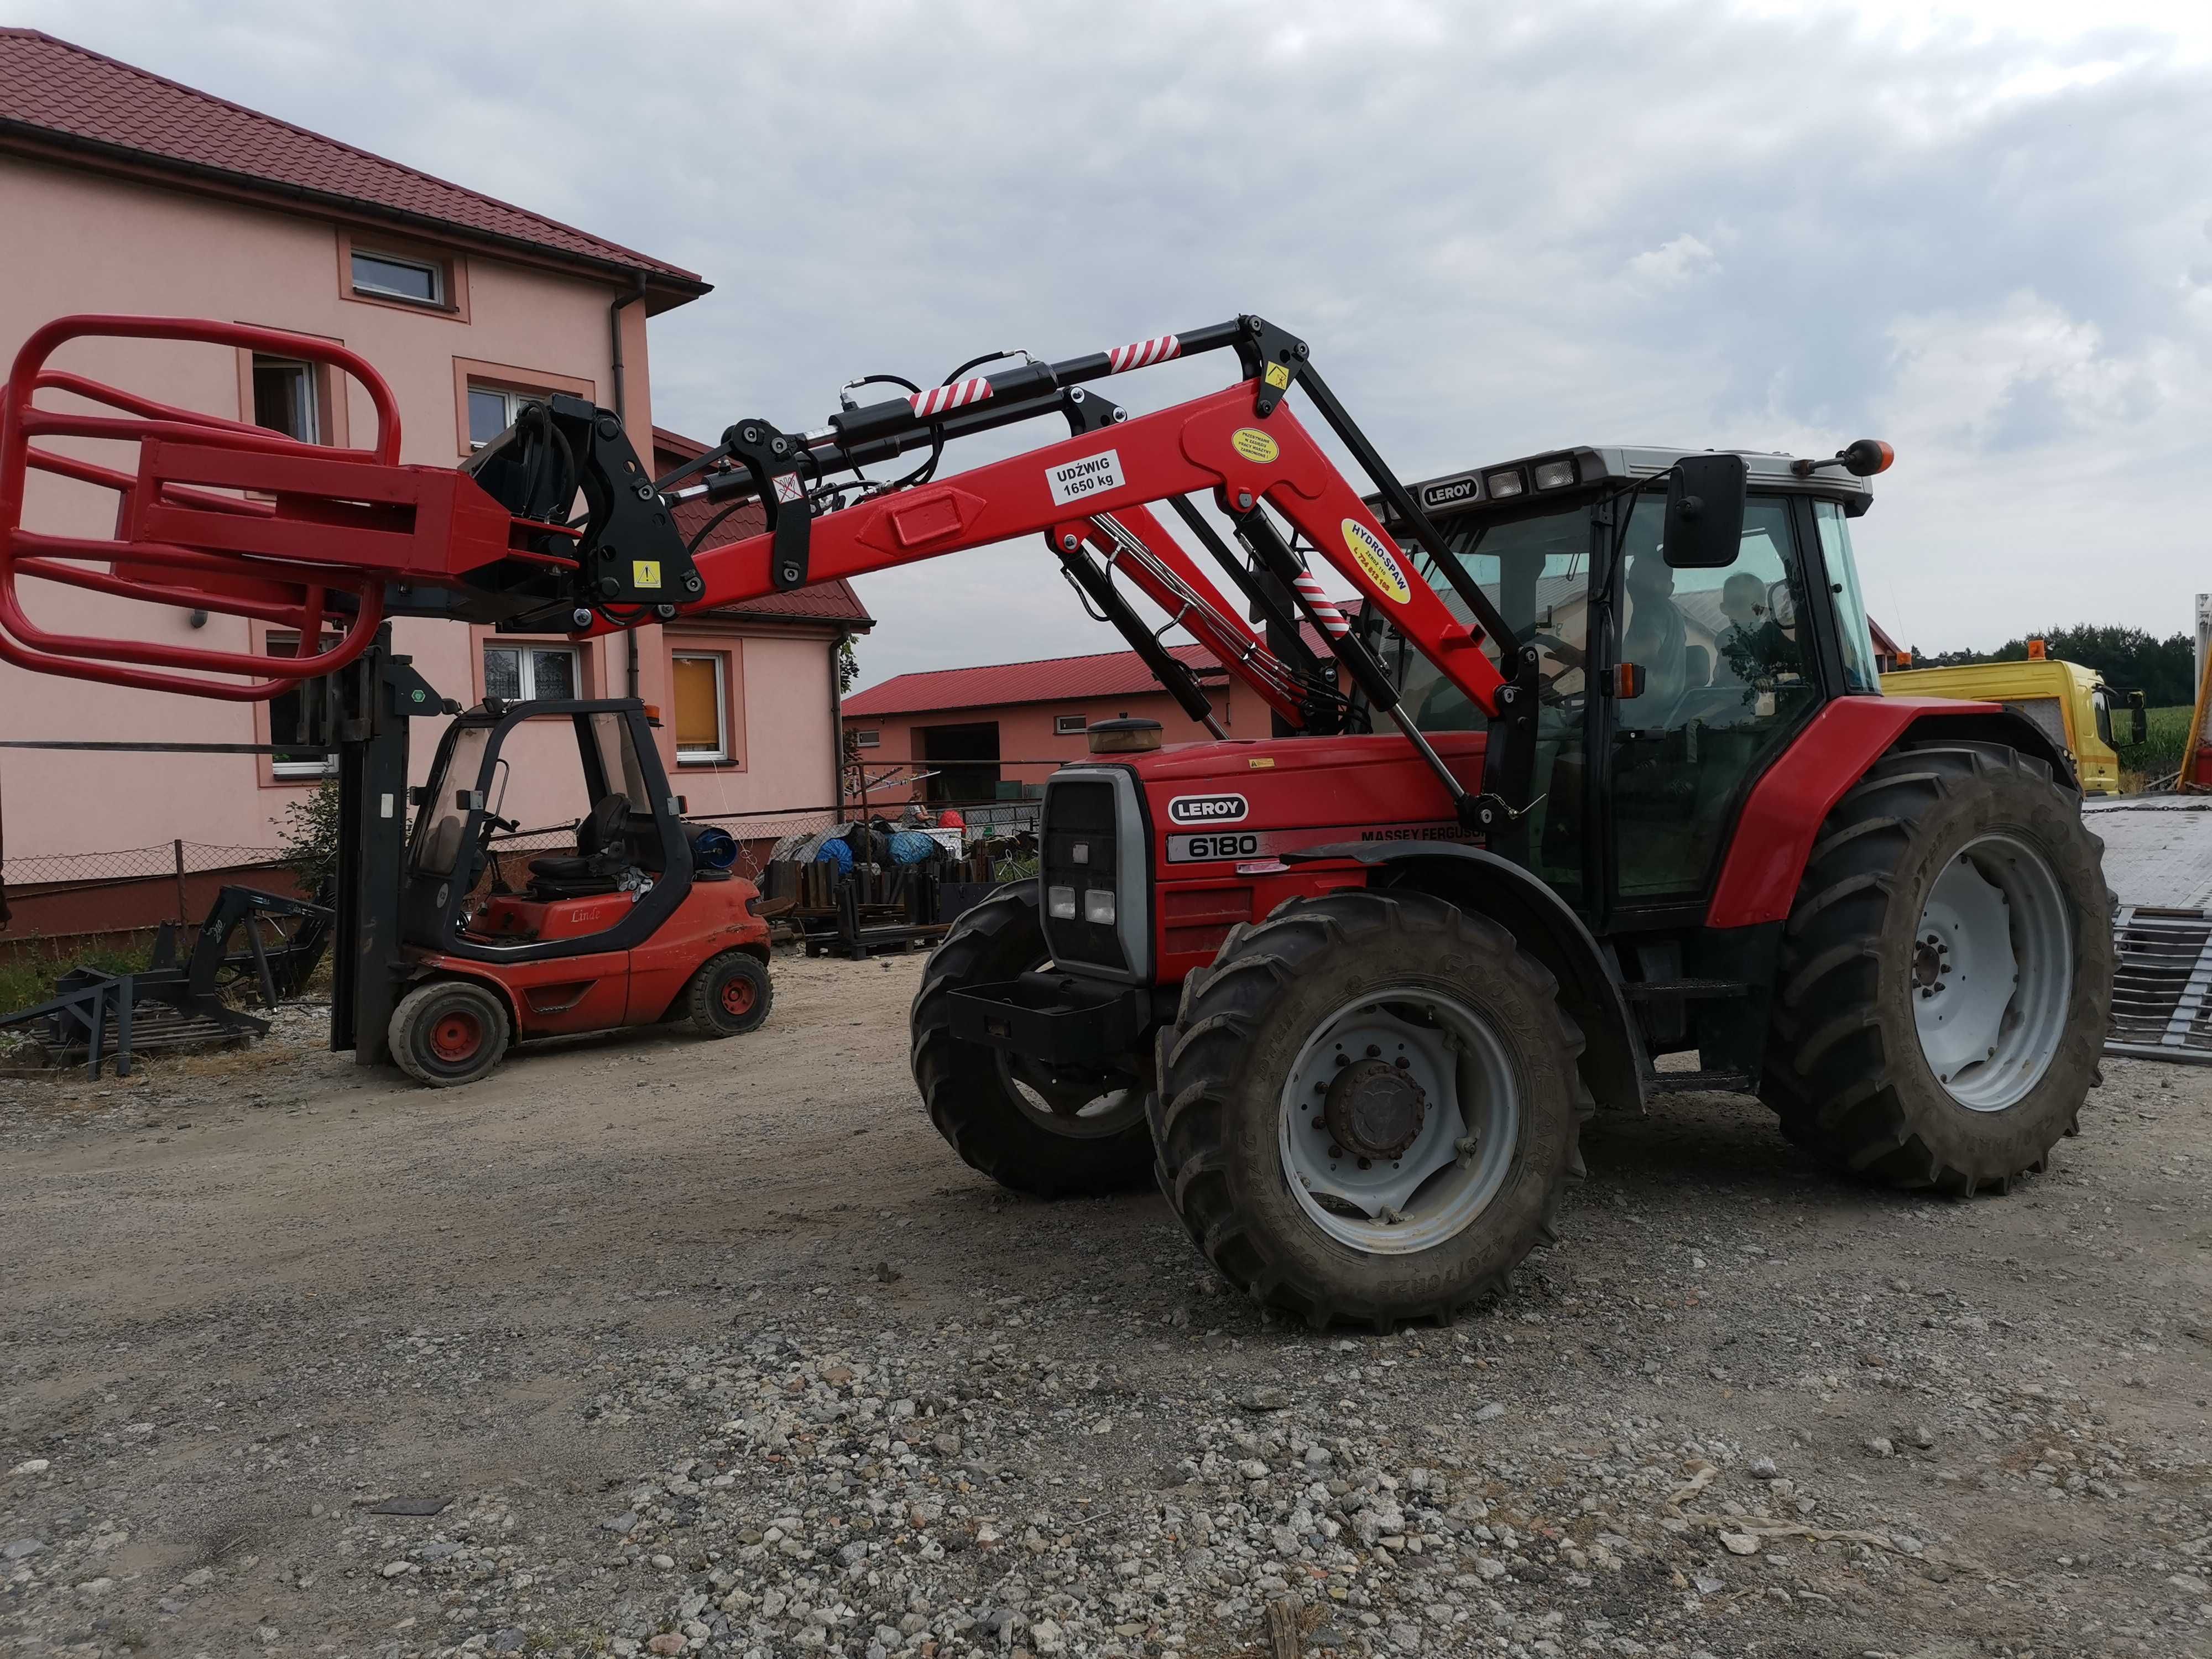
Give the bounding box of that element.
[831,629,848,820]
[610,274,649,697]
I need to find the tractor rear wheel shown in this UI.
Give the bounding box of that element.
[687,951,773,1037]
[389,977,510,1088]
[1764,740,2110,1191]
[910,885,1155,1197]
[1151,889,1587,1329]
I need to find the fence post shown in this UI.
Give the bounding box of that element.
[172,838,189,925]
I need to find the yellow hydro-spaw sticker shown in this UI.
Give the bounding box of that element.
[1341,519,1411,604]
[1263,363,1292,390]
[1249,756,1276,769]
[1229,427,1280,465]
[632,560,662,589]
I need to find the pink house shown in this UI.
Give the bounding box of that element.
[0,28,869,904]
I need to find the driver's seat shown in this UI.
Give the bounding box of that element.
[527,793,630,898]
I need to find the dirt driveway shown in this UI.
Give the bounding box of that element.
[2,951,2208,1659]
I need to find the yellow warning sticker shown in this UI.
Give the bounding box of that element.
[1248,756,1276,769]
[1229,427,1280,465]
[1264,363,1292,390]
[1340,519,1411,604]
[632,560,662,589]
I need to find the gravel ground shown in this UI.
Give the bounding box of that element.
[2,950,2208,1659]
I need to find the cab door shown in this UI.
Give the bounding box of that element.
[1600,493,1823,911]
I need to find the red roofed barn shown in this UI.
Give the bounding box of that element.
[843,641,1292,808]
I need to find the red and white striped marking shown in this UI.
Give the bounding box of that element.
[910,377,995,419]
[1107,334,1181,374]
[1294,570,1350,637]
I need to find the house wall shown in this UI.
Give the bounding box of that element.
[844,682,1246,807]
[0,154,830,883]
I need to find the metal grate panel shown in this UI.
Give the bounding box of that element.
[2106,904,2212,1063]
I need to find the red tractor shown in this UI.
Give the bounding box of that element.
[0,313,2108,1322]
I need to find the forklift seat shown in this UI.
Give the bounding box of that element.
[527,792,631,898]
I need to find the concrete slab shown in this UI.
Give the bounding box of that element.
[2084,796,2212,910]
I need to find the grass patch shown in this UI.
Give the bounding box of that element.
[2115,703,2197,789]
[0,939,155,1015]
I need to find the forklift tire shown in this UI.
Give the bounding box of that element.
[910,885,1155,1198]
[389,978,510,1089]
[1763,740,2110,1192]
[1151,889,1588,1329]
[687,951,773,1037]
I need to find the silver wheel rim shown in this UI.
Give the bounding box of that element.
[994,952,1148,1139]
[996,1052,1149,1138]
[1277,987,1521,1255]
[1911,832,2073,1112]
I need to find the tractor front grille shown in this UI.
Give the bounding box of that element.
[2106,904,2212,1063]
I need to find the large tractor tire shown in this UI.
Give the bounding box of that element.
[1763,739,2110,1192]
[1151,889,1588,1329]
[910,885,1155,1197]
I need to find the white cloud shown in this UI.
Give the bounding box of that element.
[9,0,2210,675]
[1625,234,1721,289]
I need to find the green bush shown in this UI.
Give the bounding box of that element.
[2115,704,2197,786]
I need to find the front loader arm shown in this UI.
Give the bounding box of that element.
[669,384,1507,718]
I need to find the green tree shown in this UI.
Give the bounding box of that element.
[1908,625,2195,707]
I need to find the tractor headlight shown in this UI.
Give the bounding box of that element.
[1484,468,1525,500]
[1533,458,1575,490]
[1047,885,1078,920]
[1083,889,1117,926]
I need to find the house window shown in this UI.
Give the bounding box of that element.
[852,729,881,749]
[671,653,729,763]
[483,643,577,702]
[251,356,321,443]
[467,384,526,449]
[351,249,444,306]
[1054,713,1088,736]
[267,634,336,778]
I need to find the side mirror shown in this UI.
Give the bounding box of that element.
[1662,454,1749,568]
[1766,580,1797,630]
[2128,689,2148,747]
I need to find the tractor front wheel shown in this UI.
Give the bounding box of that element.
[389,977,510,1088]
[1764,740,2111,1191]
[1151,888,1588,1329]
[910,885,1155,1197]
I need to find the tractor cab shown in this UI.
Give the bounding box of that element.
[402,697,697,960]
[1368,444,1890,924]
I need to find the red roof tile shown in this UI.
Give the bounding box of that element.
[0,29,705,300]
[842,645,1233,718]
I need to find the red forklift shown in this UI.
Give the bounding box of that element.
[0,311,2107,1322]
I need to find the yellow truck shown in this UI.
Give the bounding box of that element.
[1881,657,2146,795]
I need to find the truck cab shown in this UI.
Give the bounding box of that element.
[1880,658,2144,795]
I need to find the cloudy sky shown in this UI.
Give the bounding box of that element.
[14,0,2211,687]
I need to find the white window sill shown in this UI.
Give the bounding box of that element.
[677,754,731,766]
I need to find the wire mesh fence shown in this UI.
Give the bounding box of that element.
[2,840,286,889]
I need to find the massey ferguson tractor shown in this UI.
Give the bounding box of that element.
[0,311,2110,1327]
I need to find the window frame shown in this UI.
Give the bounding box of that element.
[467,384,526,451]
[451,358,596,458]
[671,650,732,765]
[482,641,581,702]
[349,249,445,307]
[1053,713,1089,737]
[248,354,326,445]
[852,728,882,750]
[336,229,467,322]
[264,630,340,781]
